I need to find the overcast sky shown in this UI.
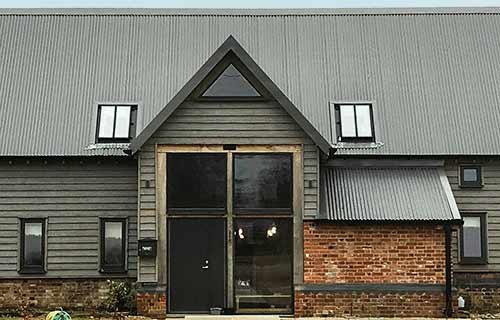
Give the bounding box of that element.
[0,0,499,8]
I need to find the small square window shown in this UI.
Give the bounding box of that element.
[96,105,137,143]
[460,165,482,188]
[334,104,375,142]
[100,219,127,273]
[460,213,488,264]
[19,219,46,274]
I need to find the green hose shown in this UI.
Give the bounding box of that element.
[46,309,72,320]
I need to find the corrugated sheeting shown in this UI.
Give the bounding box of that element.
[1,10,500,155]
[320,166,460,221]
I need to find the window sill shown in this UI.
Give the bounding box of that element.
[459,185,484,189]
[18,267,46,275]
[100,268,128,275]
[458,260,488,266]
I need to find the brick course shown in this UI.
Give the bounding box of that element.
[295,291,445,317]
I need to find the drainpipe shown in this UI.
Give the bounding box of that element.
[444,224,453,317]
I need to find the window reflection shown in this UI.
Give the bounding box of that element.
[463,216,482,258]
[234,218,293,313]
[202,64,261,98]
[24,222,43,266]
[104,221,124,266]
[234,154,292,213]
[167,153,227,212]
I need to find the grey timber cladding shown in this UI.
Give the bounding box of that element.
[2,10,500,155]
[0,158,138,278]
[447,160,500,272]
[138,100,319,282]
[320,165,460,221]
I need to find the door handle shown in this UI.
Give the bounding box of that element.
[202,259,209,269]
[202,265,209,269]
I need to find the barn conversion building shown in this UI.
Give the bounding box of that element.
[0,7,500,317]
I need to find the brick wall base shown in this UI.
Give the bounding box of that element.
[136,290,166,317]
[0,278,128,312]
[454,272,500,313]
[295,291,445,317]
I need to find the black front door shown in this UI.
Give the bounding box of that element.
[168,218,226,313]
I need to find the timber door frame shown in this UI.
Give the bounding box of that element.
[156,144,304,313]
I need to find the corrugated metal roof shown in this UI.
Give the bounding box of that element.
[319,165,461,221]
[2,8,500,15]
[1,10,500,155]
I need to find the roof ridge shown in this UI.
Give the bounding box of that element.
[1,7,500,16]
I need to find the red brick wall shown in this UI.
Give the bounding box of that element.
[303,222,446,284]
[136,291,167,317]
[298,222,447,317]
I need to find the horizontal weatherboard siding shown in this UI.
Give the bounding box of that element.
[0,158,138,278]
[447,160,500,272]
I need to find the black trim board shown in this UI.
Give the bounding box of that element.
[295,283,445,293]
[129,35,331,154]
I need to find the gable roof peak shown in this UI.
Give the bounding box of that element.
[129,35,332,154]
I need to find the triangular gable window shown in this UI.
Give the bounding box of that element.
[202,64,261,98]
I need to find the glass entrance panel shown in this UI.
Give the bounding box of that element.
[167,153,226,213]
[234,218,293,313]
[233,153,292,214]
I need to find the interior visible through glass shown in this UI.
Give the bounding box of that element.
[234,218,293,313]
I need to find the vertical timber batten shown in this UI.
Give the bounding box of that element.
[156,149,167,285]
[226,152,234,309]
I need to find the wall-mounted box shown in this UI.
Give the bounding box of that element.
[138,239,157,257]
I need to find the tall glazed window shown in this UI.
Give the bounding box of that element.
[233,153,293,313]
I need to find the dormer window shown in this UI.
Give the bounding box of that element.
[334,103,375,142]
[96,105,137,143]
